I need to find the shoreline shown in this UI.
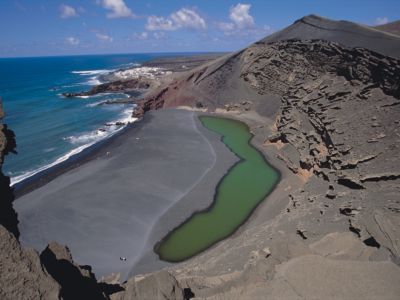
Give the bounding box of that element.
[13,106,290,280]
[14,108,238,279]
[9,52,225,191]
[13,119,140,198]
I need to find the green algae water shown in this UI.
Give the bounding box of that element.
[155,116,279,262]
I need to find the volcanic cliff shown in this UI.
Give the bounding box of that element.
[129,15,400,298]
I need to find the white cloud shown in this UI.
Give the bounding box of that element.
[218,22,235,32]
[171,8,206,30]
[153,32,166,39]
[133,32,149,40]
[96,33,113,42]
[100,0,133,18]
[65,37,80,45]
[146,8,206,31]
[217,3,255,34]
[229,3,254,29]
[217,2,272,40]
[146,16,176,31]
[60,4,78,19]
[375,17,389,25]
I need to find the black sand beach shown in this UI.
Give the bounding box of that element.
[14,109,237,279]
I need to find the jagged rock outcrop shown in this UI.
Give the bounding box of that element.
[0,99,18,238]
[40,242,113,300]
[241,40,400,183]
[0,226,61,300]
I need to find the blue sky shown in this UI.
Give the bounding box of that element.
[1,0,399,57]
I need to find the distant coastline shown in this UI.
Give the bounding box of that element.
[2,52,223,188]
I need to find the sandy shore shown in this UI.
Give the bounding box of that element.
[14,109,238,280]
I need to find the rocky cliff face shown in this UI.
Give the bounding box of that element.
[242,40,400,184]
[0,100,19,239]
[0,100,119,300]
[243,39,400,258]
[0,99,62,299]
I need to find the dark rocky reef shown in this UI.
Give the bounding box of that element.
[62,78,152,98]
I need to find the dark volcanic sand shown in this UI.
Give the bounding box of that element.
[14,109,237,279]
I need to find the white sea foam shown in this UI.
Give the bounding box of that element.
[72,69,116,86]
[72,69,113,76]
[85,94,130,107]
[10,109,137,186]
[85,76,102,86]
[43,147,56,153]
[86,100,106,107]
[64,129,108,145]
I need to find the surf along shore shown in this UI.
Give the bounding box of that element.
[12,54,286,281]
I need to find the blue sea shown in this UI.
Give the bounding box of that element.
[0,53,184,184]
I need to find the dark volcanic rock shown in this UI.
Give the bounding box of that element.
[239,40,400,191]
[0,99,18,239]
[0,226,61,300]
[40,242,111,300]
[62,78,152,98]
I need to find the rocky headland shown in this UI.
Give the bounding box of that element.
[62,54,223,100]
[1,14,400,299]
[62,78,153,98]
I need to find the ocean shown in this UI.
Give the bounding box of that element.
[0,53,181,185]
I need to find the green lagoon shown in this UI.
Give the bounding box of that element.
[156,116,279,262]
